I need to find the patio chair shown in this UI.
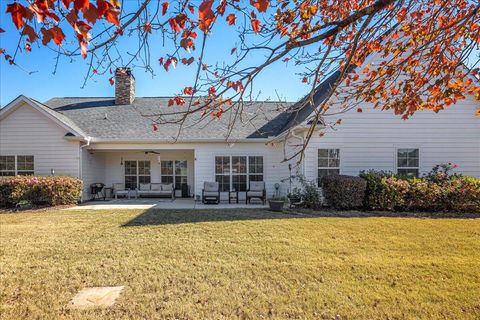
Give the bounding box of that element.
[246,181,266,204]
[202,181,220,204]
[112,183,130,199]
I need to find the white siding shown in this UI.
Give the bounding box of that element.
[0,102,80,177]
[301,95,480,182]
[81,149,105,200]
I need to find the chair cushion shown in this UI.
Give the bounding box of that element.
[150,183,162,191]
[113,183,125,191]
[249,181,265,192]
[204,182,219,192]
[203,191,219,197]
[247,191,263,197]
[139,183,151,191]
[162,183,173,191]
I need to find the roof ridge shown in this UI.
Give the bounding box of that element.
[46,96,296,103]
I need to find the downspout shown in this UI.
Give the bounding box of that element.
[78,136,92,202]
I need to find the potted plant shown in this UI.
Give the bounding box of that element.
[269,196,286,212]
[287,187,302,205]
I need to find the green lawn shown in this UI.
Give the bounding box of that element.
[0,209,479,319]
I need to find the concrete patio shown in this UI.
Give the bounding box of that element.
[68,198,269,210]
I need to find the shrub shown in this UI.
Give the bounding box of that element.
[361,169,480,213]
[423,162,460,184]
[440,176,480,213]
[404,178,442,211]
[321,175,367,209]
[302,180,322,209]
[360,170,400,210]
[0,176,82,208]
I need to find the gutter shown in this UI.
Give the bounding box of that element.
[87,137,272,144]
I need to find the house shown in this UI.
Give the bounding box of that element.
[1,65,479,202]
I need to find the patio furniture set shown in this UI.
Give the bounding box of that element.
[202,181,266,204]
[90,181,266,204]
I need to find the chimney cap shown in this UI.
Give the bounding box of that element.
[115,67,135,79]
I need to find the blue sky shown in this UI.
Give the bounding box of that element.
[0,3,308,107]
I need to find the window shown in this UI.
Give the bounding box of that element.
[318,149,340,185]
[215,156,231,192]
[0,155,34,176]
[232,156,247,191]
[16,156,34,175]
[215,156,264,192]
[0,156,15,176]
[161,160,174,185]
[248,156,264,182]
[175,160,188,188]
[125,160,151,189]
[397,148,419,177]
[161,160,188,188]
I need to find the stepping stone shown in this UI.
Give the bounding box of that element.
[67,286,124,309]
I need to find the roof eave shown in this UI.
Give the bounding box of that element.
[89,137,272,144]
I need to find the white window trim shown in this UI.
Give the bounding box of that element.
[161,160,188,188]
[215,155,264,191]
[0,155,34,176]
[395,147,420,176]
[124,160,151,189]
[317,148,340,184]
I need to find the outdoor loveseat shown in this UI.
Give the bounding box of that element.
[135,183,174,199]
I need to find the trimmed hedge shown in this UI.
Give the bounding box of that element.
[321,175,367,209]
[360,171,480,213]
[0,176,83,208]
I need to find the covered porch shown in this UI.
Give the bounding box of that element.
[82,148,196,201]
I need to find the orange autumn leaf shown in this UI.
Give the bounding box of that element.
[226,13,236,25]
[6,3,28,29]
[251,19,261,33]
[251,0,270,13]
[183,86,194,95]
[161,2,169,16]
[74,0,89,12]
[22,25,38,43]
[198,0,215,32]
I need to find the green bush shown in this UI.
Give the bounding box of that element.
[0,176,83,208]
[302,180,322,209]
[361,170,480,213]
[321,175,367,209]
[360,170,400,210]
[440,176,480,212]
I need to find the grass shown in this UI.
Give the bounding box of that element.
[0,208,479,319]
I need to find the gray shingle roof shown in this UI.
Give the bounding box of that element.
[45,97,294,141]
[41,70,345,141]
[280,70,343,131]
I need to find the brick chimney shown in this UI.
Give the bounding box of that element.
[115,67,135,105]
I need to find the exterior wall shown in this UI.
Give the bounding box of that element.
[81,149,105,200]
[0,102,81,177]
[194,142,297,201]
[301,95,480,183]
